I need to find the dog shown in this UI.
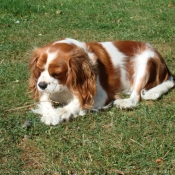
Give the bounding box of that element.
[29,38,174,125]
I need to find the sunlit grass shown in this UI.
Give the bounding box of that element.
[0,0,175,174]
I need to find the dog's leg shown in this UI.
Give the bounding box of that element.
[114,68,148,109]
[32,93,61,125]
[114,90,141,109]
[57,98,87,121]
[141,76,174,100]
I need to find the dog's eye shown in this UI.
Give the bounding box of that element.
[52,73,61,79]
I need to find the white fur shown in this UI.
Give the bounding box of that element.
[33,94,61,125]
[57,97,86,121]
[45,51,57,69]
[34,93,86,125]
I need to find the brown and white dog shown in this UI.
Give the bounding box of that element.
[29,38,174,125]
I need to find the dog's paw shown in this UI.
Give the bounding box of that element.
[114,98,136,109]
[57,108,72,121]
[57,108,86,121]
[141,89,160,100]
[41,109,61,125]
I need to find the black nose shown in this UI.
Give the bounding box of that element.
[38,82,48,90]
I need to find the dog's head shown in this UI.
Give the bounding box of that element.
[29,38,96,109]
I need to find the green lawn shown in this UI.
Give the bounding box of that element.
[0,0,175,174]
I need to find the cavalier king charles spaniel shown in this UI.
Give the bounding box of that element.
[29,38,174,125]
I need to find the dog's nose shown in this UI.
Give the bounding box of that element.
[38,82,48,90]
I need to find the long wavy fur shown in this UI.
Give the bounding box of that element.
[66,47,97,109]
[29,48,40,99]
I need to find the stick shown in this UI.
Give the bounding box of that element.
[5,104,35,112]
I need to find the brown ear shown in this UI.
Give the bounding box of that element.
[29,48,40,99]
[66,48,96,109]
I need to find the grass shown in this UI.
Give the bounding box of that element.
[0,0,175,174]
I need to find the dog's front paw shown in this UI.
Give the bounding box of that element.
[41,110,61,125]
[57,108,72,121]
[114,98,137,109]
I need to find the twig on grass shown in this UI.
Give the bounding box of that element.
[5,104,35,112]
[5,99,61,112]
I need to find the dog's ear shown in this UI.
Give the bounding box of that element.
[66,47,97,109]
[29,48,41,99]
